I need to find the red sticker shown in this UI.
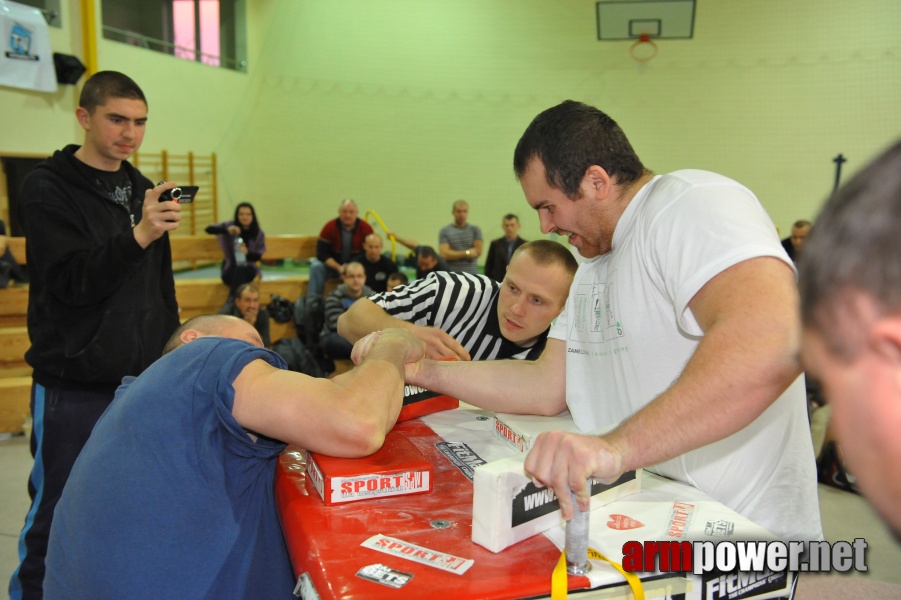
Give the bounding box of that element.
[607,514,644,530]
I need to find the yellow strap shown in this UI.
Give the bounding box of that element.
[364,210,398,262]
[551,548,645,600]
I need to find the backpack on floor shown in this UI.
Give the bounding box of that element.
[293,296,332,373]
[272,337,325,378]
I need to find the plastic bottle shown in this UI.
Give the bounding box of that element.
[234,235,247,266]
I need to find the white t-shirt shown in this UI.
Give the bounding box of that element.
[549,170,822,541]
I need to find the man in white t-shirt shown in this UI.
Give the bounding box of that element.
[379,100,821,542]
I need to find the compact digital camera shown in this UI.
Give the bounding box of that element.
[158,181,200,203]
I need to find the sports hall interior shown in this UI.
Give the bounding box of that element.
[0,0,899,595]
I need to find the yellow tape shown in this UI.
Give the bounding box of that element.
[551,548,645,600]
[364,210,398,262]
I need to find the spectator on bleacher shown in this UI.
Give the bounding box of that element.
[10,71,182,600]
[484,213,527,282]
[218,282,271,348]
[781,219,811,263]
[0,218,28,288]
[205,202,266,299]
[386,271,408,292]
[360,233,397,294]
[42,315,423,599]
[307,199,372,299]
[388,231,451,279]
[439,199,483,274]
[321,262,373,361]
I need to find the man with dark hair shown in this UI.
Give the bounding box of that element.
[43,315,424,598]
[10,70,184,600]
[439,199,483,274]
[387,232,451,279]
[219,282,271,348]
[339,240,576,361]
[484,213,527,282]
[799,141,901,536]
[389,100,821,542]
[781,219,812,262]
[307,198,373,298]
[415,245,448,279]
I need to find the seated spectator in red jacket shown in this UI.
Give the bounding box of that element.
[307,199,372,298]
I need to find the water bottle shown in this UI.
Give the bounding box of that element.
[234,235,247,266]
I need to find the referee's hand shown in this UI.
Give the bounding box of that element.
[416,326,471,361]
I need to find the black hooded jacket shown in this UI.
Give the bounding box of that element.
[20,145,180,392]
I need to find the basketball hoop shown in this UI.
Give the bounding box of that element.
[629,33,658,63]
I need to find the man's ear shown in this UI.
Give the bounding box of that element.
[870,317,901,357]
[580,165,613,201]
[75,107,90,130]
[180,330,201,345]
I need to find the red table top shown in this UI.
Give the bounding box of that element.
[275,418,593,600]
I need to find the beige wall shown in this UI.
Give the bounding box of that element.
[1,0,898,249]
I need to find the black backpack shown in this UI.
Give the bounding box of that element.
[293,296,332,373]
[272,337,325,378]
[267,295,294,323]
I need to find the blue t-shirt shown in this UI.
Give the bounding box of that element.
[44,338,295,599]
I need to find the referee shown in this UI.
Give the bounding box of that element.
[338,240,577,360]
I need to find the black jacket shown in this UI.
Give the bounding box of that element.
[20,145,180,392]
[484,236,527,282]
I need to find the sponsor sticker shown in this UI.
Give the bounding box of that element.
[362,534,474,575]
[435,441,486,481]
[356,564,414,589]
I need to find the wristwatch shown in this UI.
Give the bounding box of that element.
[465,249,471,256]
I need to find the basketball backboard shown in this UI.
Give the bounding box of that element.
[596,0,696,40]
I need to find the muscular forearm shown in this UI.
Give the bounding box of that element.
[338,299,412,343]
[408,340,567,415]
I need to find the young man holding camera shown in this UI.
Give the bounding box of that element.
[10,71,185,600]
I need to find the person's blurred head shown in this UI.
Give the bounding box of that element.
[386,272,408,292]
[798,140,901,536]
[790,220,812,251]
[162,314,263,354]
[234,283,260,317]
[338,199,359,229]
[452,200,469,227]
[363,234,383,263]
[342,262,366,297]
[496,240,577,346]
[417,246,439,273]
[502,214,521,241]
[234,202,259,236]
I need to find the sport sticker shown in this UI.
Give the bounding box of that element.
[362,534,474,575]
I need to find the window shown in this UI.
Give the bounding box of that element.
[12,0,62,28]
[101,0,246,71]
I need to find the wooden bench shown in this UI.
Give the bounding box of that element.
[0,234,322,434]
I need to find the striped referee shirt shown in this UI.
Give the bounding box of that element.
[368,271,546,361]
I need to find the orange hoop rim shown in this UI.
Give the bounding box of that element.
[629,34,658,63]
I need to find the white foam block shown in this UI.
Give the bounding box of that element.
[472,454,641,553]
[492,410,584,453]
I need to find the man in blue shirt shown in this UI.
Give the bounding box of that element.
[43,315,423,599]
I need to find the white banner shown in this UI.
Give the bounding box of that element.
[0,0,57,92]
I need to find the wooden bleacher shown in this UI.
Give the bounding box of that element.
[0,234,323,434]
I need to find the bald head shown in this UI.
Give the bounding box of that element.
[162,314,264,355]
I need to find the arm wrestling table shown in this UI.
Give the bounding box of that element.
[275,405,793,600]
